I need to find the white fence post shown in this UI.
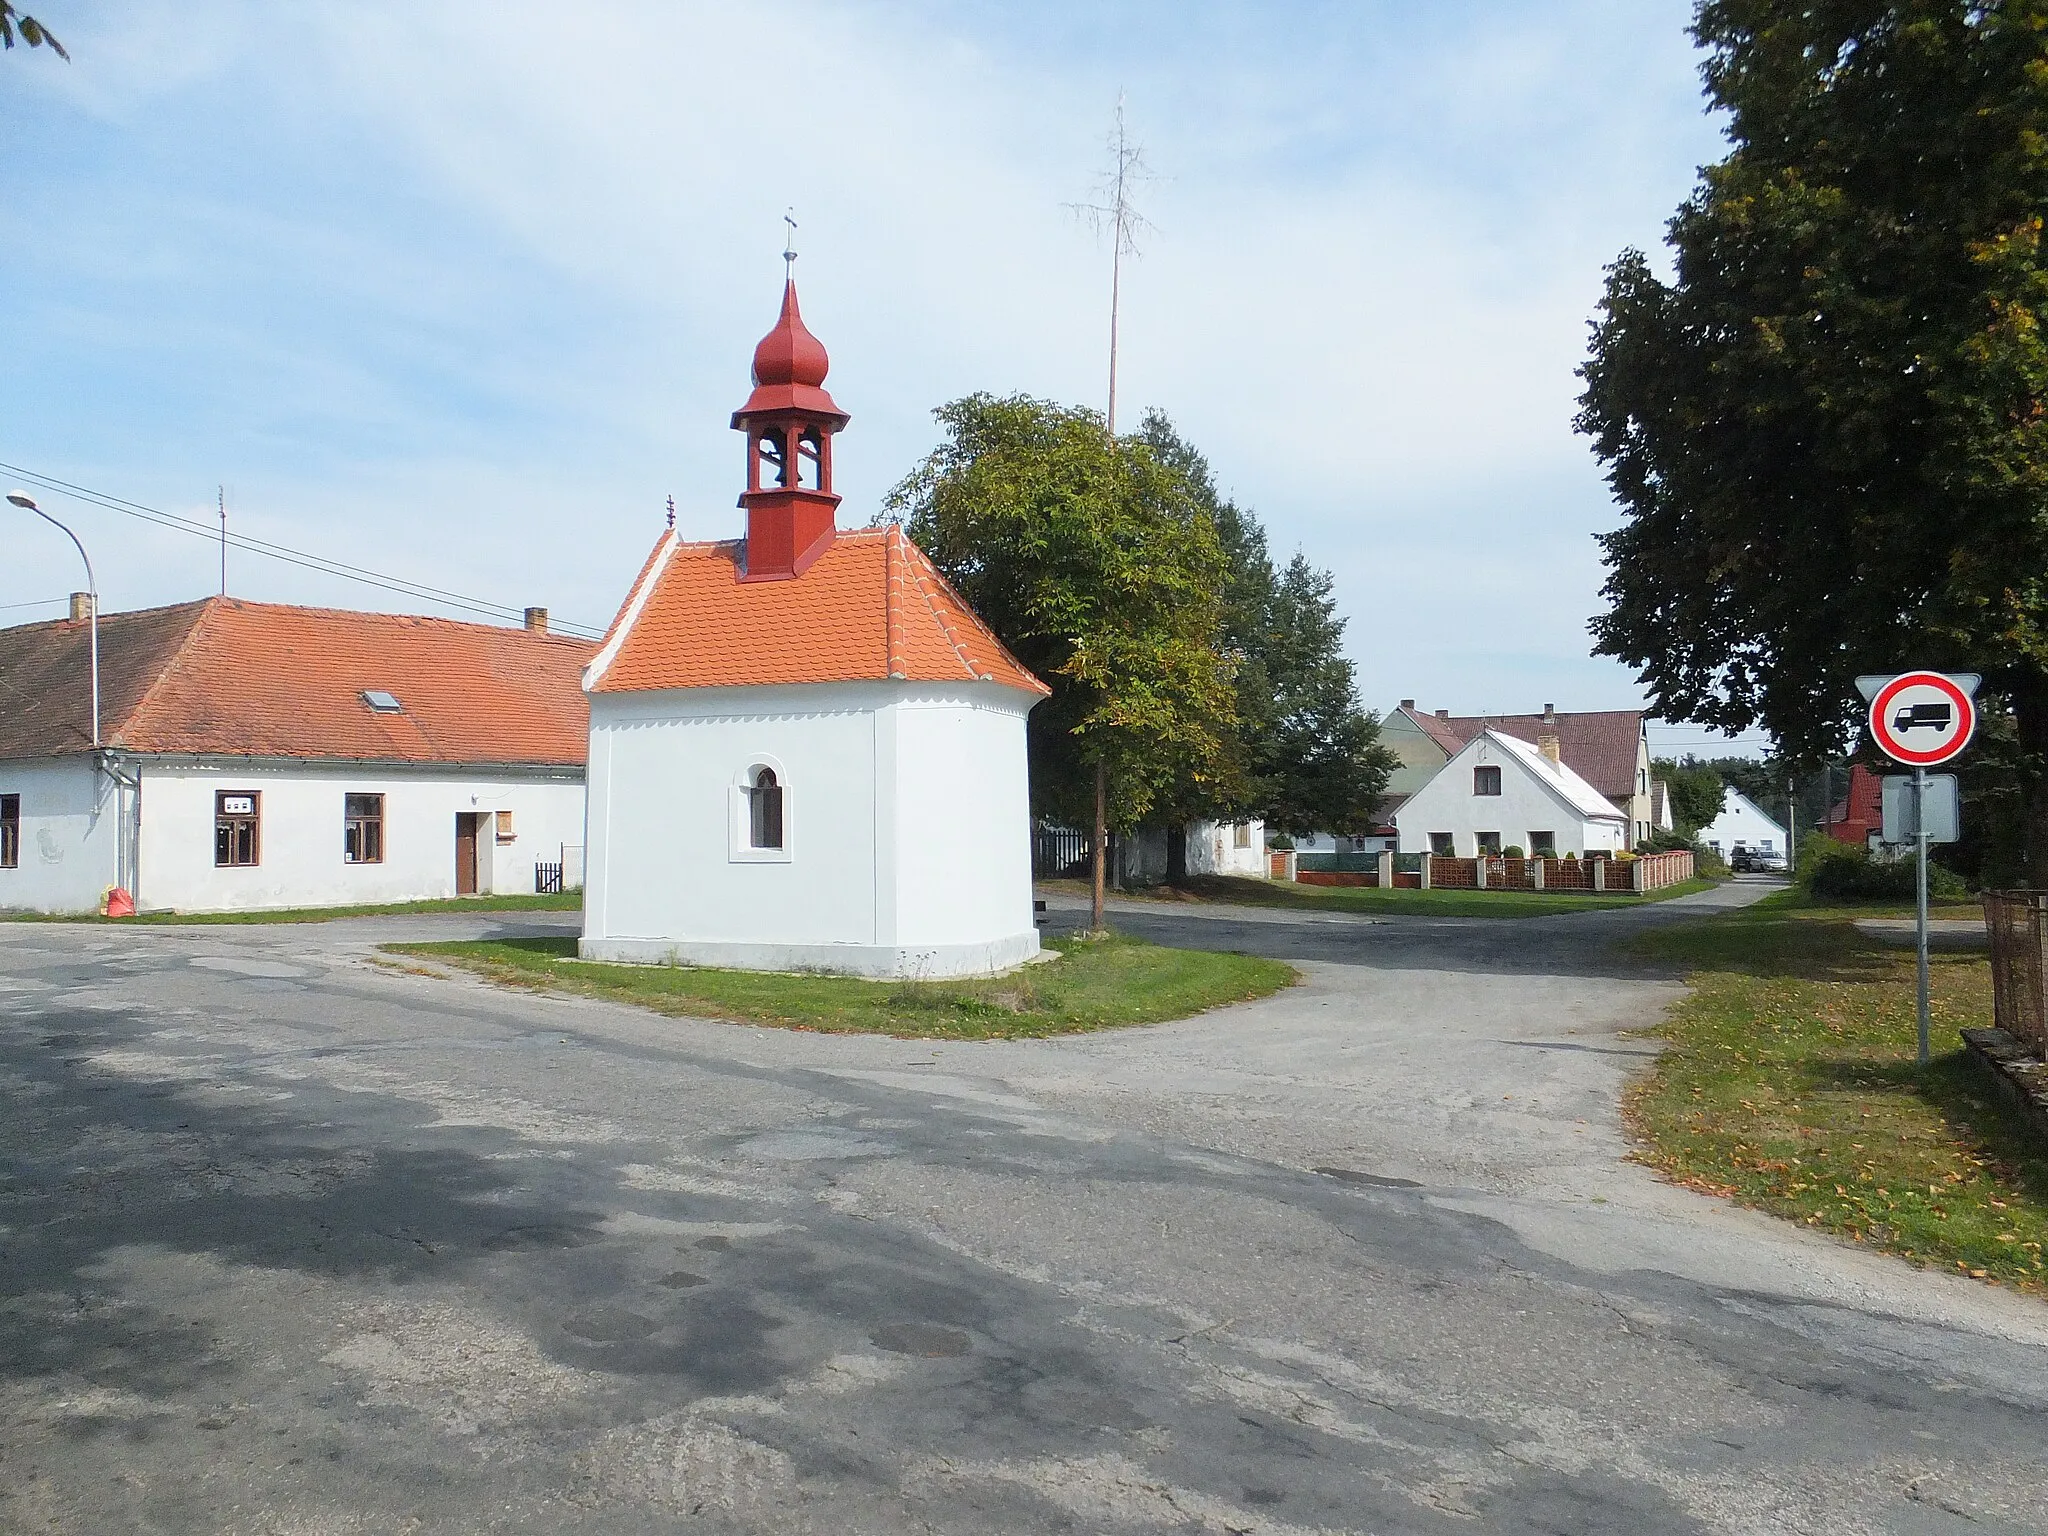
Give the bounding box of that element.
[1377,850,1394,888]
[1532,858,1545,891]
[1592,858,1606,893]
[1419,856,1433,891]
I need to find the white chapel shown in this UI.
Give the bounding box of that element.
[579,273,1050,977]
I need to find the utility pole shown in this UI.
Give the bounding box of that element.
[1071,96,1156,436]
[218,486,227,596]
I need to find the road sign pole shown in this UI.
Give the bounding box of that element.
[1915,765,1930,1066]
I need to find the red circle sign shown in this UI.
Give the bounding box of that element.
[1869,671,1976,766]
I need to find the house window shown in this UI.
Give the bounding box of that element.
[495,809,516,843]
[1639,769,1648,794]
[344,793,384,864]
[1476,831,1502,855]
[1474,765,1502,796]
[749,767,784,850]
[0,794,16,870]
[215,791,260,867]
[1429,832,1455,856]
[1528,831,1556,857]
[1233,822,1251,849]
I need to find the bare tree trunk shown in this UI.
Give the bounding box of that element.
[1091,759,1107,932]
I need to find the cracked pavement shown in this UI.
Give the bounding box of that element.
[2,881,2044,1533]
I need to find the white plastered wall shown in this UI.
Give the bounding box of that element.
[1697,791,1788,858]
[889,691,1036,955]
[132,761,586,913]
[583,680,1039,976]
[0,756,118,913]
[1394,739,1626,856]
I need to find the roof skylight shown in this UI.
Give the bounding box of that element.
[361,689,403,714]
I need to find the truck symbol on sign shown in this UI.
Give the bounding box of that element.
[1893,701,1953,734]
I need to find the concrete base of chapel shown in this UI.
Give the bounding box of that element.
[577,928,1043,979]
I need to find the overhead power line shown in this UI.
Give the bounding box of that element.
[0,460,605,639]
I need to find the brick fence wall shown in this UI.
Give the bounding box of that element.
[1634,850,1696,890]
[1291,851,1693,894]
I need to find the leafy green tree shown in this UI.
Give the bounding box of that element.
[1579,2,2048,879]
[1,4,67,57]
[1653,758,1726,836]
[886,393,1236,927]
[1135,412,1394,866]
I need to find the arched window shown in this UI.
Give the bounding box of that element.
[749,766,783,850]
[796,427,824,490]
[756,430,790,489]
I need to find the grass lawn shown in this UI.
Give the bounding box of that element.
[1040,873,1721,920]
[1625,890,2048,1294]
[386,930,1295,1040]
[0,891,585,924]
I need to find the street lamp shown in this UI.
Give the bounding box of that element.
[7,491,98,749]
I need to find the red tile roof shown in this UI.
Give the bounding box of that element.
[0,598,593,764]
[587,525,1048,697]
[1396,706,1647,801]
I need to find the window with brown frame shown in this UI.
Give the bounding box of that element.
[1473,765,1503,796]
[215,791,260,867]
[1232,822,1251,849]
[344,793,384,864]
[0,794,17,870]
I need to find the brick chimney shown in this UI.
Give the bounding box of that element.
[523,606,548,633]
[69,592,94,622]
[1537,733,1561,765]
[1399,698,1416,710]
[1435,708,1450,719]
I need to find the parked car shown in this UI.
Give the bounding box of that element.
[1730,846,1787,874]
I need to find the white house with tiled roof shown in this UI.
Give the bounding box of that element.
[1392,728,1628,858]
[0,597,591,914]
[580,275,1048,978]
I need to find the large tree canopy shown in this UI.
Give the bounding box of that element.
[1580,1,2048,876]
[885,394,1238,849]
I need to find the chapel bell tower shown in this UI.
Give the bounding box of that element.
[731,261,850,582]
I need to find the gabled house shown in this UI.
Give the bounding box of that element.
[0,597,592,914]
[1381,702,1661,845]
[1697,788,1787,863]
[1392,727,1629,857]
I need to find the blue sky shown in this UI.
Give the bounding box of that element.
[0,1,1761,753]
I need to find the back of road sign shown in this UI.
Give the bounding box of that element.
[1880,774,1960,846]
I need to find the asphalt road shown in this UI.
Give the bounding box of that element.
[2,881,2044,1534]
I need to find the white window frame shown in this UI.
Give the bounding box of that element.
[729,755,793,864]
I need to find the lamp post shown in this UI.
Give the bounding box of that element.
[7,491,98,749]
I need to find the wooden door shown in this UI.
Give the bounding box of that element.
[455,813,479,895]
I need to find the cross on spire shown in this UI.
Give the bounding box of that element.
[782,209,798,276]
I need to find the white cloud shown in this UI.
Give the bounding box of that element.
[1,0,1718,709]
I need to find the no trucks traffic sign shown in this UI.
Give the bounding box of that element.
[1864,671,1977,768]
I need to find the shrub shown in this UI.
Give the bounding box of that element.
[1802,839,1970,903]
[1503,845,1525,859]
[1266,832,1295,850]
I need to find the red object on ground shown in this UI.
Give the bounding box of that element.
[103,887,135,918]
